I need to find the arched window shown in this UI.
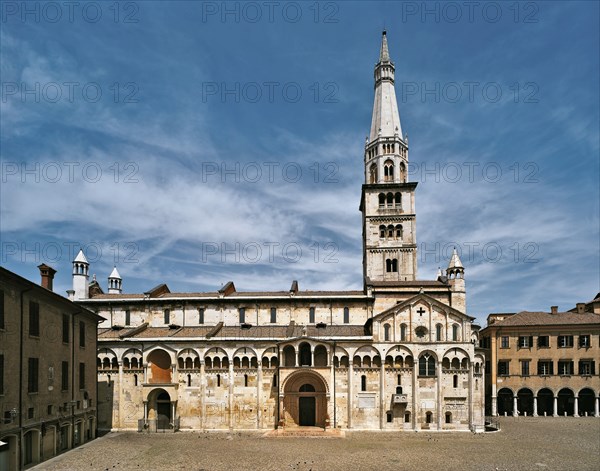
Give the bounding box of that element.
[343,307,350,324]
[400,324,407,341]
[300,383,315,392]
[395,225,402,239]
[361,375,367,391]
[419,354,436,376]
[426,412,433,423]
[445,412,452,424]
[386,259,392,272]
[391,259,398,272]
[436,324,442,341]
[384,324,391,341]
[384,160,394,181]
[244,374,248,387]
[187,374,192,387]
[369,164,377,184]
[379,225,386,238]
[452,324,459,341]
[394,192,401,206]
[379,193,385,207]
[133,374,138,386]
[453,374,458,388]
[400,162,406,182]
[387,225,394,238]
[404,411,411,423]
[386,192,393,206]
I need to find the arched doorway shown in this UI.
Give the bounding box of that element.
[517,388,534,416]
[497,388,513,415]
[283,371,328,428]
[557,388,574,416]
[578,388,596,416]
[148,388,173,430]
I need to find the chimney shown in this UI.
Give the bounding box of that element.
[576,303,586,314]
[550,306,558,315]
[38,263,57,291]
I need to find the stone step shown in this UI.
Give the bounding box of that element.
[263,428,345,438]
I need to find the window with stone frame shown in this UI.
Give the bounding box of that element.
[309,307,315,324]
[557,335,573,348]
[500,336,509,348]
[537,335,550,348]
[343,307,350,324]
[518,336,533,349]
[498,360,509,376]
[537,360,553,376]
[558,360,574,376]
[578,334,591,348]
[270,307,277,324]
[578,359,595,376]
[198,308,205,324]
[520,360,530,376]
[418,354,436,377]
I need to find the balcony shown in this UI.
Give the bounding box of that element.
[393,394,408,404]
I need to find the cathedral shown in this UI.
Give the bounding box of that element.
[73,32,486,433]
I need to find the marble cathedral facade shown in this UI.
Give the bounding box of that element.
[74,32,486,433]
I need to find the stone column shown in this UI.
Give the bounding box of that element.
[311,348,315,367]
[553,396,558,417]
[348,360,354,428]
[295,348,299,367]
[533,396,538,417]
[513,396,518,417]
[228,360,234,430]
[118,360,124,427]
[573,396,579,417]
[595,396,599,417]
[143,362,148,383]
[436,361,442,430]
[257,361,263,429]
[200,361,206,429]
[491,395,497,417]
[171,402,176,427]
[468,362,474,428]
[412,361,419,430]
[379,361,385,430]
[143,401,148,424]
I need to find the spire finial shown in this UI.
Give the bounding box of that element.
[379,30,390,62]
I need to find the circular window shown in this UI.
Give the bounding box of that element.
[415,326,428,338]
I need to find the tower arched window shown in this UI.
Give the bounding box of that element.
[386,192,393,206]
[386,258,398,273]
[400,162,406,182]
[387,225,394,238]
[384,324,391,341]
[395,225,403,239]
[369,164,377,184]
[379,225,386,238]
[384,160,394,182]
[379,193,386,207]
[391,259,398,272]
[394,192,401,207]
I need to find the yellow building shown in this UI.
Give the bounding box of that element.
[480,295,600,417]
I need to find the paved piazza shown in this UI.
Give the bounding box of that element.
[35,418,599,471]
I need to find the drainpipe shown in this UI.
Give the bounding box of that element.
[19,288,32,470]
[276,346,281,429]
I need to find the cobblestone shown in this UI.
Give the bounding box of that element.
[34,417,600,471]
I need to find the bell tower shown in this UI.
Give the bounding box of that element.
[360,31,418,285]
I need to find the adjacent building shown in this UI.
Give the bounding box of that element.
[0,265,102,470]
[73,32,486,434]
[480,296,600,417]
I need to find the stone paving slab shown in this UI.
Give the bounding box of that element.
[33,417,600,471]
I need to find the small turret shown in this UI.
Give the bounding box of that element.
[446,248,466,312]
[71,249,89,300]
[108,266,122,294]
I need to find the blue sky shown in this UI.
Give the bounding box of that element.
[1,1,599,324]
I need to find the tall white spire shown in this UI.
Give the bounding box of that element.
[369,30,403,144]
[72,249,89,300]
[108,266,122,294]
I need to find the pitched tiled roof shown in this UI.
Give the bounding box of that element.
[492,311,600,327]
